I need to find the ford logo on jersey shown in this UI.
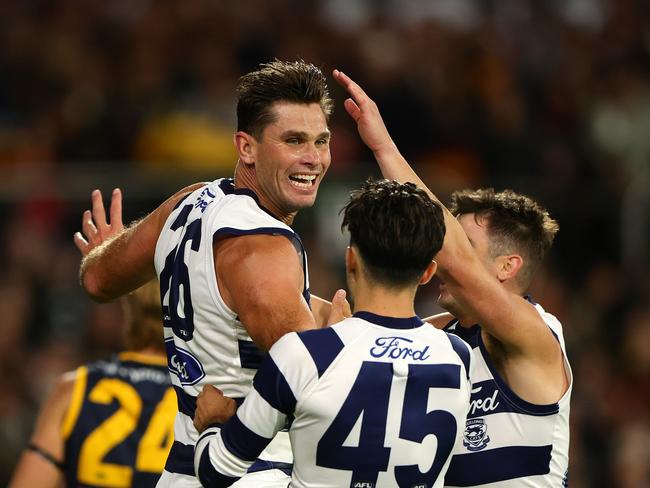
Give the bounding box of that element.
[165,339,205,385]
[370,336,430,361]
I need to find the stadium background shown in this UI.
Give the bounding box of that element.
[0,1,648,486]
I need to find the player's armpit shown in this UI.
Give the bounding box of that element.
[8,373,75,488]
[215,233,316,351]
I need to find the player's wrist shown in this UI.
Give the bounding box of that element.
[371,140,399,161]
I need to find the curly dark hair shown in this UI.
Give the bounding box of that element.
[236,59,333,138]
[341,179,446,287]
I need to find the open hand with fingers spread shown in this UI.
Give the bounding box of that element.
[193,385,237,434]
[74,188,124,256]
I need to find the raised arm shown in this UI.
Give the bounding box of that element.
[333,70,559,363]
[77,183,205,302]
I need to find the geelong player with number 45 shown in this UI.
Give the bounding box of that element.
[192,179,475,488]
[74,60,348,487]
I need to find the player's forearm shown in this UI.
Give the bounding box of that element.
[374,149,499,314]
[10,367,73,488]
[80,224,156,301]
[372,141,432,196]
[195,414,277,488]
[371,138,509,324]
[371,141,460,225]
[371,142,473,265]
[8,452,65,488]
[194,430,246,488]
[197,358,292,483]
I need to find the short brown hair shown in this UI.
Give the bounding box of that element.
[236,59,333,138]
[450,188,559,288]
[122,280,164,352]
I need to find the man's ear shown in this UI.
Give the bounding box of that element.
[495,254,524,282]
[234,131,256,166]
[345,246,357,276]
[419,260,438,285]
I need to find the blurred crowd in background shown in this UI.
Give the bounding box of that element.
[0,0,649,486]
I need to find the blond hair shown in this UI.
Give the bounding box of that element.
[122,280,164,352]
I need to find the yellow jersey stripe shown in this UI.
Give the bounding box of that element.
[61,366,88,439]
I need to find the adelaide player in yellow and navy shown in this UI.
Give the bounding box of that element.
[60,351,175,487]
[10,281,175,488]
[193,180,475,488]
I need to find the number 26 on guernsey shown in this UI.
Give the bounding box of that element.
[159,205,202,341]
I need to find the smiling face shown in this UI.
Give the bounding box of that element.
[241,101,331,221]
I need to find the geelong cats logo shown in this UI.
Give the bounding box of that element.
[165,338,205,385]
[463,418,490,451]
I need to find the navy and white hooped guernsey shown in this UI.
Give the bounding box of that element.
[443,300,572,488]
[195,311,475,488]
[153,178,309,486]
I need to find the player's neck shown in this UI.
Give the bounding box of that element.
[234,165,296,225]
[441,300,478,328]
[455,313,479,328]
[352,283,418,319]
